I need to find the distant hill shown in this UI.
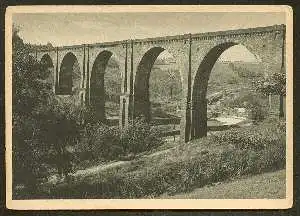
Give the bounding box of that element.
[148,60,270,118]
[207,61,268,94]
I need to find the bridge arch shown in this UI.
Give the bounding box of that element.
[134,46,183,125]
[191,42,262,139]
[39,54,54,80]
[89,50,121,122]
[40,53,54,66]
[57,52,80,95]
[134,47,164,122]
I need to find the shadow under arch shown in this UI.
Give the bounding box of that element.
[39,54,54,80]
[134,47,167,123]
[191,42,259,139]
[89,50,116,122]
[40,54,54,67]
[57,52,79,95]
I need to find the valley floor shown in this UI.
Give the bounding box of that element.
[160,169,286,199]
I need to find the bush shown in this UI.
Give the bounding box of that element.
[247,97,268,123]
[255,72,286,96]
[210,122,285,151]
[224,91,268,122]
[76,118,164,162]
[76,123,122,161]
[120,118,163,155]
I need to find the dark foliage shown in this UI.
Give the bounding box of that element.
[12,27,84,192]
[223,91,269,122]
[255,72,286,96]
[75,118,163,162]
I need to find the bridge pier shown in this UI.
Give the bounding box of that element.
[119,94,130,128]
[119,40,135,129]
[191,97,208,139]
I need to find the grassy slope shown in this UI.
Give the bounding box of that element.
[38,121,285,199]
[161,169,286,199]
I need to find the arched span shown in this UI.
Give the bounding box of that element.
[134,47,165,122]
[57,52,79,95]
[193,42,237,97]
[40,54,54,67]
[89,50,114,122]
[191,42,250,139]
[39,54,54,80]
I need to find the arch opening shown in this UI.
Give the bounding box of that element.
[39,54,54,80]
[134,47,183,139]
[89,50,121,123]
[57,52,79,95]
[191,43,264,139]
[134,47,165,122]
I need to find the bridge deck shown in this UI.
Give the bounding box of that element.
[35,24,285,52]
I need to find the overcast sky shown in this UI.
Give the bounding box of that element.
[13,12,285,62]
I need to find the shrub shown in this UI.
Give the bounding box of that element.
[255,72,286,96]
[76,122,122,161]
[76,118,164,162]
[263,116,286,133]
[224,91,268,122]
[120,118,163,155]
[210,122,285,151]
[247,97,268,123]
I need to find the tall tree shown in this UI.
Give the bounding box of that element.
[12,27,85,194]
[255,72,286,118]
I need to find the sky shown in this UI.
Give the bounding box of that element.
[13,12,285,62]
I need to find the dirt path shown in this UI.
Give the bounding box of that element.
[72,140,178,178]
[47,144,176,185]
[73,160,130,177]
[215,116,247,125]
[160,169,286,199]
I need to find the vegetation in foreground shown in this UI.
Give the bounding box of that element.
[31,119,285,199]
[162,169,285,199]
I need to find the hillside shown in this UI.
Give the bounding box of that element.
[149,60,268,119]
[101,58,272,120]
[161,169,285,199]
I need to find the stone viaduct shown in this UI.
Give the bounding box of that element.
[32,24,286,142]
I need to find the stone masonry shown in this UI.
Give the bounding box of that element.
[32,24,286,142]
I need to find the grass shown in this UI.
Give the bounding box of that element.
[33,120,285,199]
[161,169,286,199]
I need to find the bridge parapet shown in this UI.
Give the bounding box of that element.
[33,24,285,54]
[191,24,285,41]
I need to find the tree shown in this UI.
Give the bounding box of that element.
[36,101,85,180]
[12,26,53,189]
[255,72,286,117]
[46,42,53,48]
[12,27,84,193]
